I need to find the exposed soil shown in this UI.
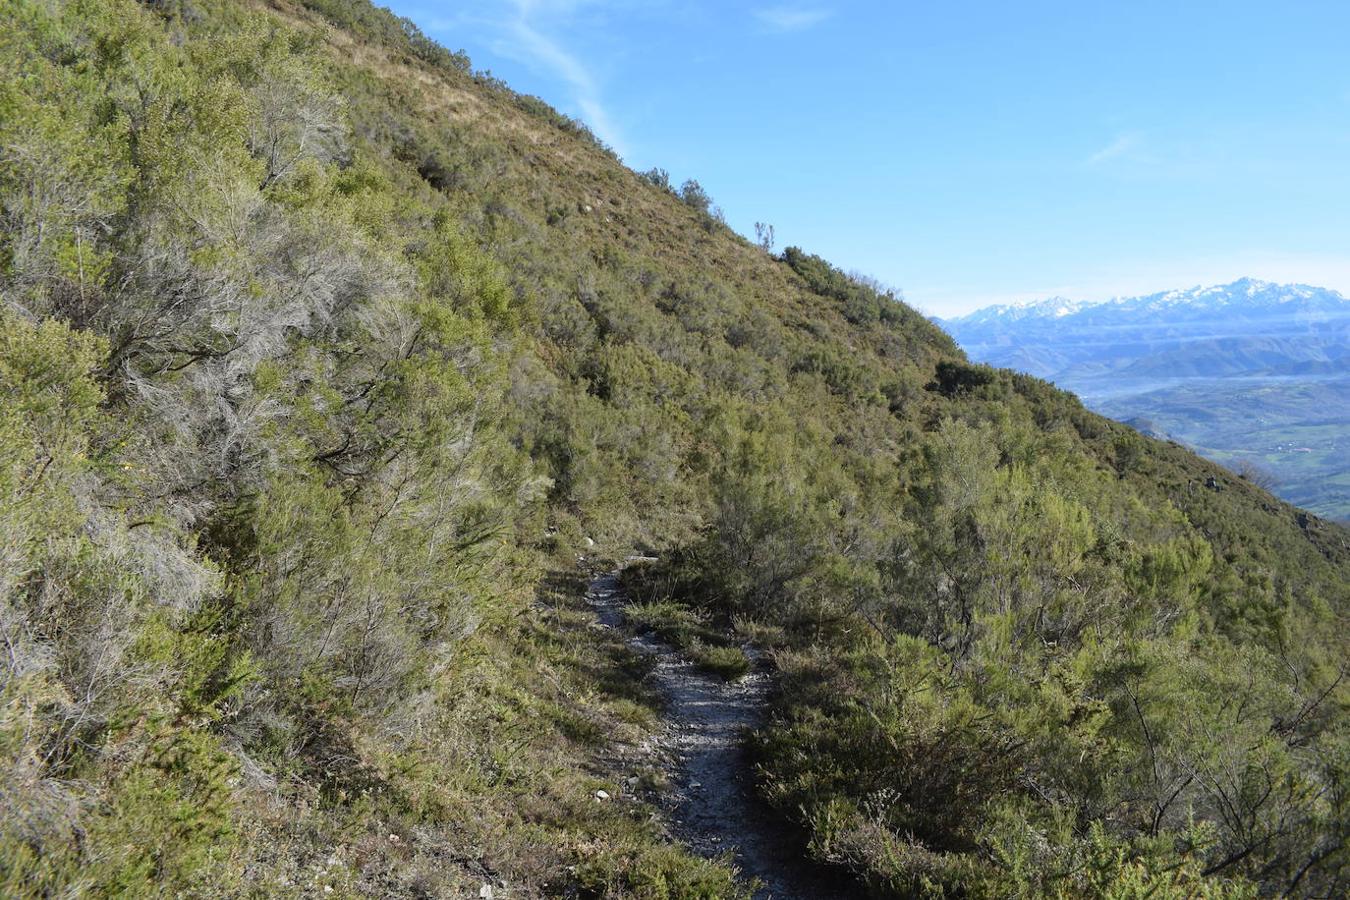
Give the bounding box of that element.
[586,571,854,900]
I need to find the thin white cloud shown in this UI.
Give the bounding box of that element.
[487,0,629,157]
[754,5,834,33]
[1086,132,1143,166]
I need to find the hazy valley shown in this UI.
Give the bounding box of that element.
[944,279,1350,520]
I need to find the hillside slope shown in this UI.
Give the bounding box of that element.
[1,1,1347,897]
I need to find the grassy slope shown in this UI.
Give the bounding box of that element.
[265,0,1346,574]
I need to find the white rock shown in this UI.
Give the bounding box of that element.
[595,789,611,801]
[480,884,494,900]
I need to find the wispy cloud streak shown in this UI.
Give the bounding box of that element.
[754,5,833,33]
[491,0,628,157]
[1086,131,1142,166]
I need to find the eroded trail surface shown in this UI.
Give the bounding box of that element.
[587,572,852,900]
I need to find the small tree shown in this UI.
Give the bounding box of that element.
[1231,458,1278,491]
[754,222,775,253]
[926,360,995,397]
[679,179,712,215]
[639,167,672,191]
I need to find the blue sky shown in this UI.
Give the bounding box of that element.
[384,1,1350,317]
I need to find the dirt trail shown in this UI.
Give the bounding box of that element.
[587,571,852,900]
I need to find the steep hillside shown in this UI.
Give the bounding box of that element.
[1,1,1347,898]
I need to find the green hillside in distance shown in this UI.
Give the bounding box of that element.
[1094,378,1349,522]
[1,1,1347,898]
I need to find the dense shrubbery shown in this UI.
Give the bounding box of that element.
[635,400,1348,895]
[2,0,1346,896]
[0,1,713,893]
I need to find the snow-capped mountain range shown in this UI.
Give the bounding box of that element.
[950,278,1346,331]
[942,278,1349,381]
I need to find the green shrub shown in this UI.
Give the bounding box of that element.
[689,643,752,680]
[574,843,753,899]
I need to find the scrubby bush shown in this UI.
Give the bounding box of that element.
[678,179,712,214]
[640,167,673,192]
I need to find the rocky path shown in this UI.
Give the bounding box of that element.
[586,571,852,900]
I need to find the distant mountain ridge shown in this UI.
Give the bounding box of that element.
[943,278,1350,519]
[956,278,1345,324]
[944,278,1349,381]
